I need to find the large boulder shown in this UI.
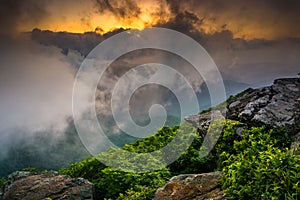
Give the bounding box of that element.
[187,78,300,130]
[153,172,225,200]
[227,78,300,128]
[1,171,95,200]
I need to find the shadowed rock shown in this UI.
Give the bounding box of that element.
[227,78,300,128]
[1,171,95,200]
[185,77,300,155]
[153,172,225,200]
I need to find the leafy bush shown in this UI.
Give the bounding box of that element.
[167,128,208,174]
[59,157,106,181]
[0,177,6,188]
[59,121,298,200]
[222,147,299,199]
[221,126,299,199]
[123,126,179,153]
[96,168,170,199]
[117,185,159,200]
[59,126,180,199]
[21,167,38,174]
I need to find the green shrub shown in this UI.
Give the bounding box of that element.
[21,167,38,174]
[222,147,299,199]
[59,157,106,181]
[59,120,297,200]
[123,126,179,153]
[0,177,6,188]
[59,126,179,199]
[167,128,208,174]
[117,185,159,200]
[96,167,170,199]
[221,127,299,199]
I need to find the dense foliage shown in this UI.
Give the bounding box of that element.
[220,126,299,199]
[0,177,6,189]
[59,155,171,199]
[3,119,299,199]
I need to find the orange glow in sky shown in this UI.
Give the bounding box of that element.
[16,0,170,34]
[14,0,300,40]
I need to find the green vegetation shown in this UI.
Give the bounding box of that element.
[199,87,254,115]
[226,88,254,105]
[0,120,90,177]
[0,177,6,188]
[59,156,171,199]
[221,127,299,199]
[5,118,298,199]
[21,167,38,174]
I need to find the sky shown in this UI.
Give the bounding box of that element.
[1,0,300,39]
[0,0,299,170]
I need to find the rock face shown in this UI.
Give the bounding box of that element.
[227,78,300,128]
[185,110,227,137]
[153,172,225,200]
[291,132,300,155]
[187,78,300,130]
[1,171,95,200]
[185,78,300,154]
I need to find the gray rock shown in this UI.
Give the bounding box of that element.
[185,110,225,136]
[227,78,300,129]
[291,132,300,155]
[1,171,95,200]
[186,78,300,131]
[153,172,226,200]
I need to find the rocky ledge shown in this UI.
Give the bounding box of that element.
[1,171,95,200]
[153,172,225,200]
[186,78,300,153]
[227,78,300,128]
[186,78,300,130]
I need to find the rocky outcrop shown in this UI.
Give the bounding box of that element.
[185,110,226,137]
[153,172,225,200]
[187,78,300,130]
[291,132,300,155]
[1,171,95,200]
[185,78,300,155]
[227,78,300,128]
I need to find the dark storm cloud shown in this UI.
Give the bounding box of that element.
[95,0,141,20]
[166,0,300,18]
[157,11,204,33]
[0,0,47,34]
[163,0,300,39]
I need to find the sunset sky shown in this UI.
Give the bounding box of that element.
[1,0,300,40]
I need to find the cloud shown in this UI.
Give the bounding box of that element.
[0,0,47,35]
[163,0,300,39]
[29,25,300,87]
[0,36,85,155]
[1,0,299,40]
[95,0,141,20]
[31,28,105,56]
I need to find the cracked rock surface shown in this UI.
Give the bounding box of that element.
[186,78,300,133]
[1,171,95,200]
[227,78,300,128]
[153,172,225,200]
